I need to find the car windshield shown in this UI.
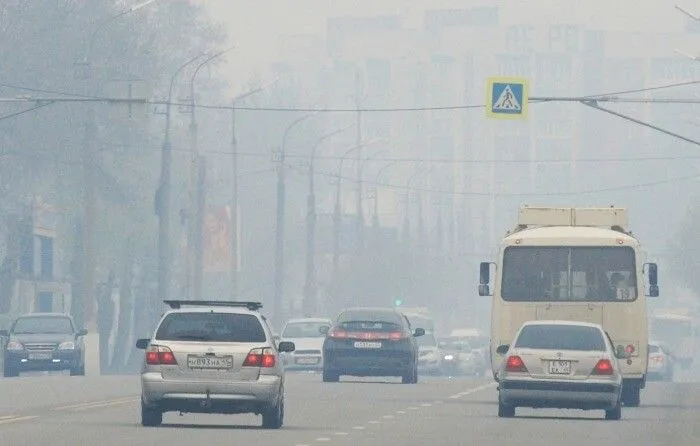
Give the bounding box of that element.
[501,246,637,302]
[156,312,266,342]
[417,333,437,347]
[649,344,660,353]
[12,316,74,334]
[514,324,606,351]
[282,322,330,338]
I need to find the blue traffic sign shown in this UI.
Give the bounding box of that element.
[486,76,529,119]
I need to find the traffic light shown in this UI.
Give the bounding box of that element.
[394,299,403,306]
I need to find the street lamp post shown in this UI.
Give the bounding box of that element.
[372,161,400,228]
[302,125,353,317]
[187,47,235,301]
[273,113,318,328]
[157,53,208,307]
[230,80,278,299]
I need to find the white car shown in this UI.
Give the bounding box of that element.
[647,340,674,382]
[279,318,332,371]
[496,320,627,420]
[417,332,442,375]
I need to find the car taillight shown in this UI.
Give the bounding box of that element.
[329,329,348,339]
[505,355,527,372]
[592,359,614,375]
[650,355,664,363]
[389,332,408,340]
[625,344,635,355]
[145,345,177,365]
[243,348,276,368]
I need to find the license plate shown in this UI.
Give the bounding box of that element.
[295,357,319,365]
[548,360,571,375]
[28,352,52,360]
[187,355,233,369]
[354,341,381,349]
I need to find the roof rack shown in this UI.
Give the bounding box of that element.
[163,300,263,311]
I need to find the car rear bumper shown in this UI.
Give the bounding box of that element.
[4,351,81,370]
[282,353,323,370]
[141,373,282,413]
[499,379,621,409]
[325,354,413,376]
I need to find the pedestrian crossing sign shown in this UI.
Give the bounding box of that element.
[486,77,529,119]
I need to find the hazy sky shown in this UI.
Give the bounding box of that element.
[197,0,690,95]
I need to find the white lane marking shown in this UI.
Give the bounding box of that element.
[382,415,394,419]
[449,382,497,399]
[407,406,419,410]
[433,400,444,404]
[334,432,349,436]
[315,438,331,442]
[368,420,381,424]
[0,416,15,420]
[0,416,39,425]
[396,410,406,414]
[70,398,139,412]
[421,403,432,407]
[52,397,137,411]
[352,426,365,430]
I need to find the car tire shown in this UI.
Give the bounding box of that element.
[622,384,641,407]
[3,364,18,378]
[605,400,622,420]
[70,365,85,376]
[402,365,417,384]
[322,368,339,383]
[141,401,163,427]
[498,399,515,418]
[262,396,284,429]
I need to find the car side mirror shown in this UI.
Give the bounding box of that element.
[496,344,509,355]
[478,284,490,296]
[644,262,659,297]
[413,328,425,337]
[319,325,330,335]
[77,328,88,336]
[0,329,8,337]
[278,341,295,353]
[135,338,150,349]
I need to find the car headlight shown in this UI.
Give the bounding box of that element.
[58,341,75,350]
[444,354,454,361]
[6,340,23,351]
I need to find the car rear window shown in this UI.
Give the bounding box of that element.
[514,325,606,351]
[155,312,266,342]
[337,310,403,331]
[649,344,660,353]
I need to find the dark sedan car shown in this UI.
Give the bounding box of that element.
[321,307,425,384]
[1,313,87,377]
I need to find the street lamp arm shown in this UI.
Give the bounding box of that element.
[234,78,280,105]
[311,124,355,161]
[281,112,319,154]
[168,53,208,103]
[190,46,236,109]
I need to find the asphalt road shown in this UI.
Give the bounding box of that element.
[0,372,697,446]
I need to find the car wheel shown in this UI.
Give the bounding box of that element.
[622,384,641,407]
[262,396,284,429]
[605,399,622,420]
[140,400,163,427]
[3,364,18,378]
[402,365,417,384]
[70,365,85,376]
[498,399,515,418]
[322,368,339,383]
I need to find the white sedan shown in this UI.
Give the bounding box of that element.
[496,320,627,420]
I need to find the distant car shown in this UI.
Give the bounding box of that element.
[496,320,626,420]
[1,312,87,377]
[438,337,481,376]
[321,307,425,384]
[416,332,442,375]
[279,318,332,371]
[647,340,674,382]
[136,301,295,428]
